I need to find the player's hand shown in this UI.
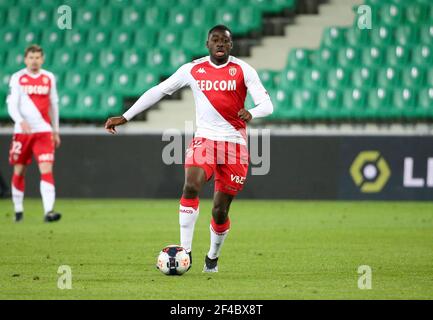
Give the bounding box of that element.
[20,120,32,134]
[53,132,61,148]
[105,116,127,134]
[238,109,252,123]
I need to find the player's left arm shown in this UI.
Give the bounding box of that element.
[49,73,61,148]
[238,64,274,122]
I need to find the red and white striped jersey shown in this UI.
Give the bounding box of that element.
[7,68,59,134]
[157,56,272,145]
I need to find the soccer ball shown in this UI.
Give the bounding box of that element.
[156,245,191,275]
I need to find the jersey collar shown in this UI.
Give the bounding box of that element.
[207,56,232,69]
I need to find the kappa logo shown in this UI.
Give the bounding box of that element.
[350,151,391,193]
[21,77,28,84]
[229,67,237,77]
[196,67,206,74]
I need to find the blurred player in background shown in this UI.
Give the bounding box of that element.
[105,25,273,272]
[7,45,62,223]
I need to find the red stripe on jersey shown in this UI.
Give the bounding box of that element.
[191,61,247,131]
[19,74,52,126]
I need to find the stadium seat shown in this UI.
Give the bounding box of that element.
[122,49,147,69]
[380,4,404,26]
[51,48,75,71]
[181,28,207,56]
[427,69,433,86]
[405,3,429,25]
[342,88,368,119]
[292,89,316,119]
[145,6,168,28]
[0,91,8,120]
[287,49,312,68]
[367,88,393,119]
[87,69,111,93]
[412,45,433,66]
[76,91,100,120]
[99,93,123,119]
[18,29,41,48]
[311,47,337,68]
[63,70,87,91]
[345,27,371,47]
[386,45,411,67]
[321,27,346,48]
[393,87,417,119]
[29,6,52,27]
[327,68,351,89]
[279,68,302,89]
[76,49,99,72]
[417,88,433,119]
[75,7,98,29]
[121,7,144,29]
[98,7,120,27]
[169,49,191,73]
[351,67,377,90]
[41,28,64,49]
[158,28,182,49]
[395,25,420,46]
[168,7,190,28]
[0,0,16,7]
[99,49,122,69]
[58,90,77,120]
[420,25,433,45]
[238,7,261,34]
[6,48,25,70]
[191,7,215,28]
[258,70,277,90]
[146,48,170,75]
[64,29,87,48]
[337,47,361,68]
[111,69,136,96]
[111,28,134,49]
[0,28,18,49]
[303,68,327,89]
[0,68,13,92]
[267,89,293,120]
[316,89,342,120]
[133,28,158,50]
[377,67,401,88]
[133,69,159,94]
[371,26,395,46]
[362,46,385,68]
[401,66,426,88]
[7,6,29,27]
[215,8,239,33]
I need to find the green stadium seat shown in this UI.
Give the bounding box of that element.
[76,91,100,120]
[6,48,25,70]
[337,47,361,68]
[258,70,277,90]
[420,25,433,45]
[380,4,404,26]
[427,69,433,87]
[51,49,75,71]
[29,6,53,27]
[18,29,41,48]
[99,93,123,119]
[145,6,168,28]
[386,45,411,67]
[64,29,87,48]
[279,68,302,89]
[87,69,111,93]
[371,26,395,46]
[238,7,262,34]
[121,7,144,29]
[191,7,215,28]
[215,8,239,33]
[107,0,130,7]
[351,67,377,90]
[0,68,14,91]
[87,28,110,49]
[362,46,385,68]
[321,27,346,48]
[99,49,122,69]
[177,0,200,8]
[169,49,191,74]
[0,0,16,7]
[79,0,103,8]
[41,28,64,49]
[0,28,18,48]
[311,47,337,68]
[287,49,312,68]
[98,7,120,28]
[76,48,99,72]
[58,90,77,120]
[40,0,62,7]
[168,7,190,28]
[0,91,8,120]
[122,49,146,69]
[303,68,327,89]
[154,0,177,8]
[327,68,351,89]
[367,88,393,119]
[412,45,433,66]
[0,49,5,67]
[111,28,134,49]
[63,70,86,91]
[111,69,136,96]
[401,66,426,88]
[292,89,316,119]
[393,88,417,119]
[158,29,182,49]
[377,66,401,88]
[342,88,368,119]
[182,28,207,56]
[7,6,30,27]
[316,89,342,120]
[267,89,293,120]
[405,3,429,25]
[417,88,433,119]
[345,27,371,47]
[395,25,420,47]
[75,7,98,29]
[0,8,5,26]
[146,48,170,75]
[133,28,158,50]
[133,69,159,94]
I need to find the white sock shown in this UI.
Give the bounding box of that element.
[179,197,200,253]
[40,180,55,214]
[12,186,24,213]
[207,220,230,260]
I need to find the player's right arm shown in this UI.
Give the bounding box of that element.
[105,64,191,134]
[7,74,31,133]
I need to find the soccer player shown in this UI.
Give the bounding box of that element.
[105,25,273,272]
[7,45,61,223]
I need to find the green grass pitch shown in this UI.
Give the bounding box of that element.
[0,199,432,300]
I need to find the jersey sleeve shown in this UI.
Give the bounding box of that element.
[157,63,191,95]
[49,73,60,132]
[6,74,23,124]
[243,63,273,119]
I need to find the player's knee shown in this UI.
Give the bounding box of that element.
[182,181,201,197]
[212,205,229,224]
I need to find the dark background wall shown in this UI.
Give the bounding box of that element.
[0,133,432,200]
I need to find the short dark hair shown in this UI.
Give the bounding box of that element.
[24,44,44,57]
[208,25,232,40]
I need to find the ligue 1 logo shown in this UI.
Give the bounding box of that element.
[229,67,237,77]
[350,151,391,193]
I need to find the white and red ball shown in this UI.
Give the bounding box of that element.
[156,245,190,275]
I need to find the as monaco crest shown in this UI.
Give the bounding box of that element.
[42,76,49,84]
[229,67,237,77]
